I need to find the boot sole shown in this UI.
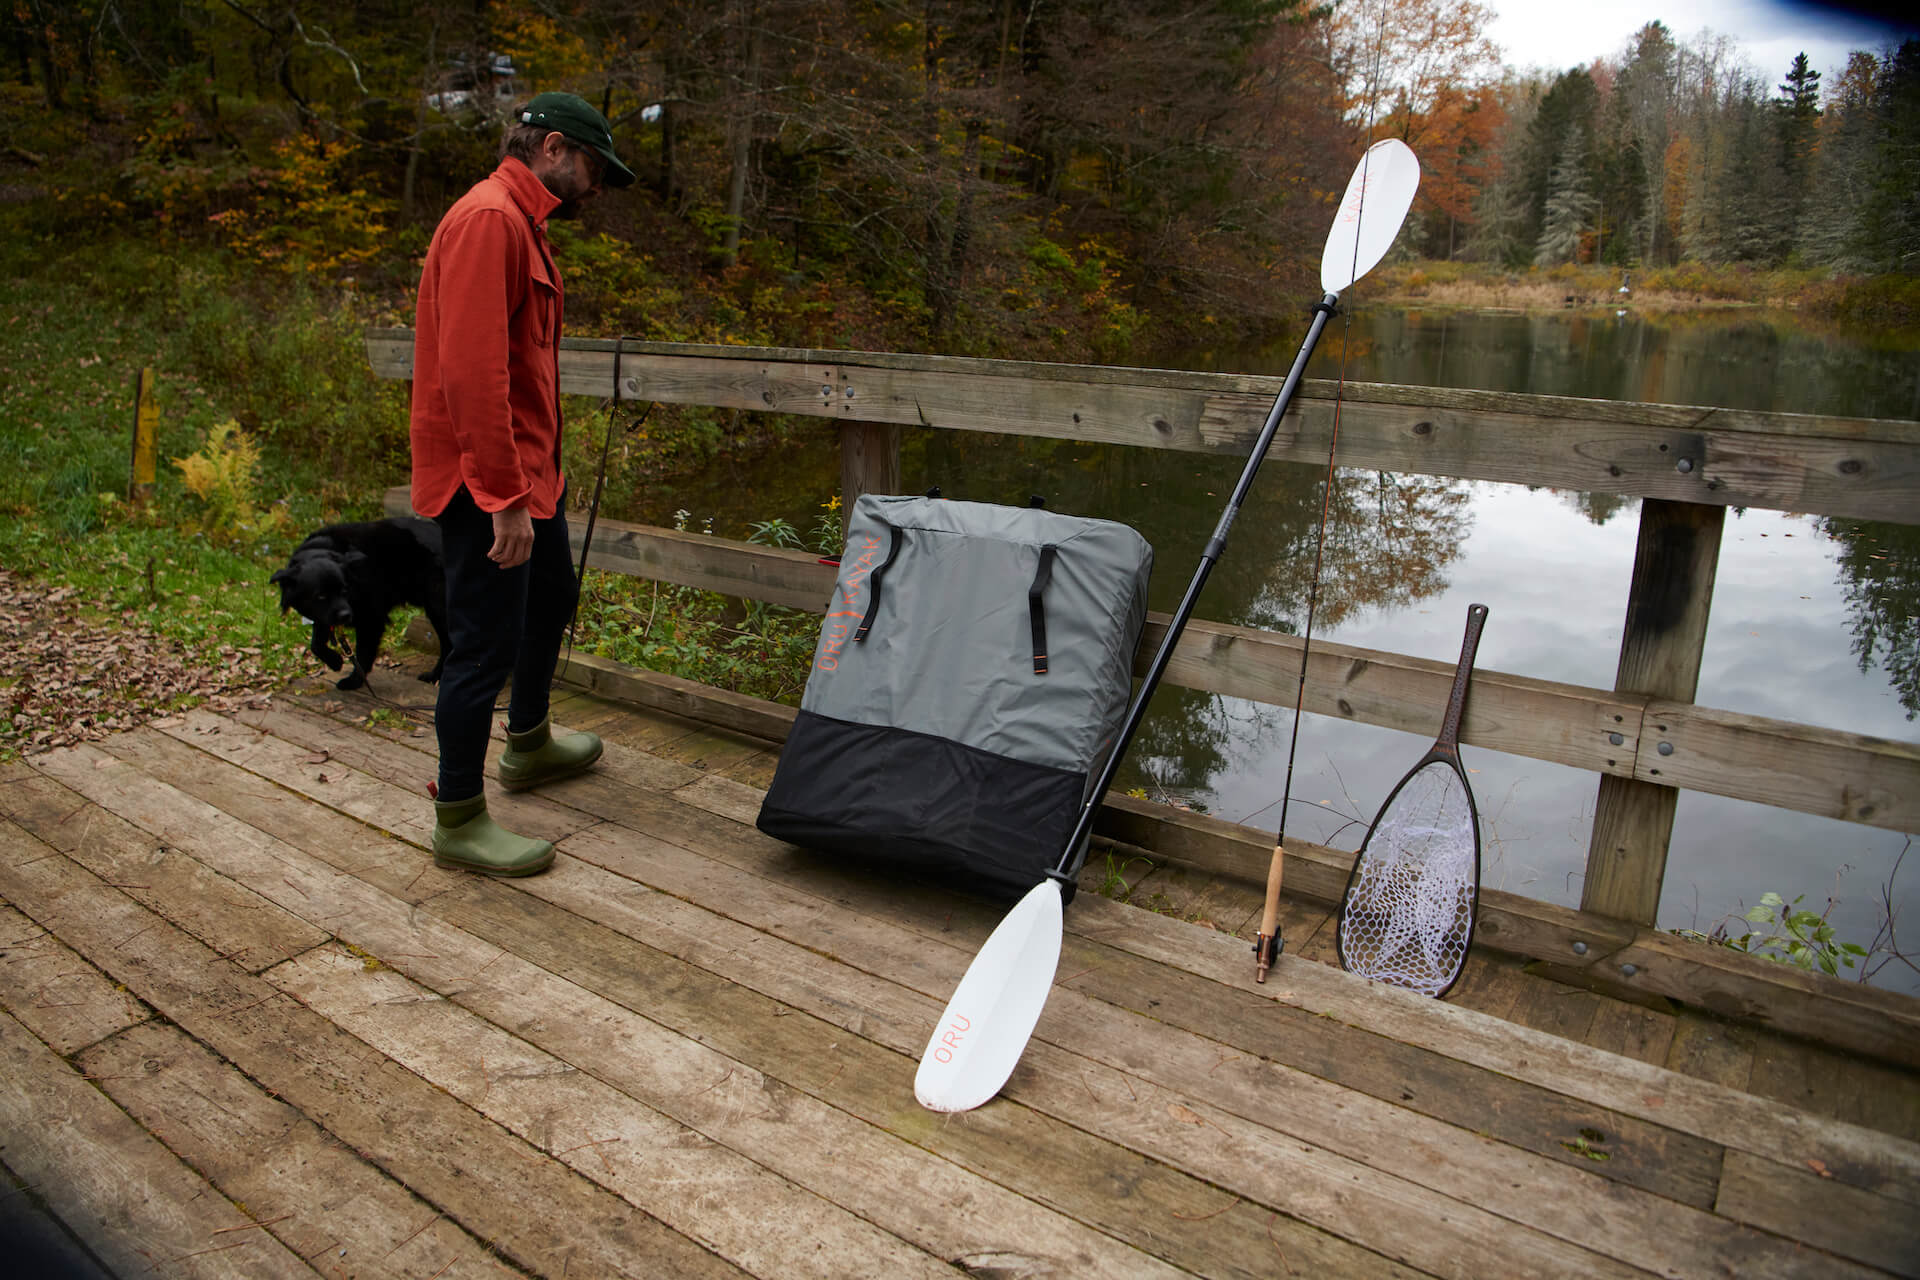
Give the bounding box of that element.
[496,749,605,793]
[432,848,556,877]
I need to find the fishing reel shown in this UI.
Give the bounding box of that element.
[1252,930,1284,983]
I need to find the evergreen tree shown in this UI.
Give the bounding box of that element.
[1515,69,1599,259]
[1773,51,1822,254]
[1800,52,1882,268]
[1859,38,1920,273]
[1719,87,1793,261]
[1464,73,1543,265]
[1534,124,1597,264]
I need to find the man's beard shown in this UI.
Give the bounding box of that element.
[540,169,592,221]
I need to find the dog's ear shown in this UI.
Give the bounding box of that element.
[270,568,291,585]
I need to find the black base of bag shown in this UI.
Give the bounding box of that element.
[756,710,1088,898]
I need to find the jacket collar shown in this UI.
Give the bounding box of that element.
[492,156,561,229]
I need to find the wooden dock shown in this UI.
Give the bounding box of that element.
[4,671,1918,1278]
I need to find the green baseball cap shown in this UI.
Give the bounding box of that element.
[518,91,636,189]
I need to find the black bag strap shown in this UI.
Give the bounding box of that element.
[1028,544,1057,675]
[852,521,904,643]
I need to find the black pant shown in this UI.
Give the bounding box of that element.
[432,485,578,803]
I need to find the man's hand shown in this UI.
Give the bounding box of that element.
[488,506,535,568]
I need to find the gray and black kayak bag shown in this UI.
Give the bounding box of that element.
[756,493,1153,894]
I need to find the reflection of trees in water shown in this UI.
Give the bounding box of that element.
[1823,517,1920,720]
[1561,488,1630,525]
[1240,470,1473,634]
[1123,685,1242,813]
[1123,468,1470,798]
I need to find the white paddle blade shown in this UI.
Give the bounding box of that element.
[1320,138,1421,294]
[914,880,1064,1112]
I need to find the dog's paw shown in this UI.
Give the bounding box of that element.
[335,671,367,691]
[315,649,343,671]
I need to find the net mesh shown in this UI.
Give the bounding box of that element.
[1339,761,1477,996]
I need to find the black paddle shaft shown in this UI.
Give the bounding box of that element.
[1050,293,1340,883]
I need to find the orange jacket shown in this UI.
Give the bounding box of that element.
[409,158,567,518]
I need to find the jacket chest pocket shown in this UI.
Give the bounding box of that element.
[528,262,560,346]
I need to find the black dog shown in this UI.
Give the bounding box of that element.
[271,518,449,691]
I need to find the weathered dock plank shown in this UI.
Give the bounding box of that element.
[1,761,327,975]
[78,1019,526,1280]
[0,1003,315,1278]
[0,902,151,1056]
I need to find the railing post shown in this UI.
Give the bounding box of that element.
[1581,498,1725,925]
[128,367,158,507]
[837,421,900,531]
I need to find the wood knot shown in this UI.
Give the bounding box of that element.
[1152,417,1172,435]
[1838,458,1863,475]
[1412,421,1433,436]
[1337,698,1354,716]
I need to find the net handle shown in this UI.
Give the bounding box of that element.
[1435,604,1489,754]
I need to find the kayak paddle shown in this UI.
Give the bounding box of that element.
[914,138,1422,1112]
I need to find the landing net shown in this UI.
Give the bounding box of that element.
[1338,761,1477,996]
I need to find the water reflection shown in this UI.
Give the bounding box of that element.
[1825,518,1920,720]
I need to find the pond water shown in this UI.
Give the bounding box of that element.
[603,306,1920,993]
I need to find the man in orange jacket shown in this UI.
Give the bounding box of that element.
[410,92,635,876]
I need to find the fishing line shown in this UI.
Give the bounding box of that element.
[1256,31,1388,981]
[567,337,654,669]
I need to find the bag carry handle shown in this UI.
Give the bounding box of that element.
[1028,544,1057,675]
[852,522,904,643]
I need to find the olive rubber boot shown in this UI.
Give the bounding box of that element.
[497,716,604,792]
[431,794,555,877]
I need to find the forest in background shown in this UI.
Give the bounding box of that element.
[5,1,1917,358]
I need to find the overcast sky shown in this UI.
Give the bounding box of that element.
[1485,0,1918,86]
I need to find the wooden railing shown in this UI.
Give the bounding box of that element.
[369,330,1920,1062]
